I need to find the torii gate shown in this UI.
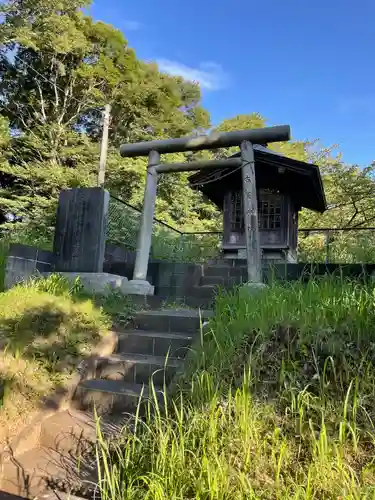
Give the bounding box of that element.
[120,125,291,291]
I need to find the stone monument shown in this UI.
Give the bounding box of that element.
[54,187,109,272]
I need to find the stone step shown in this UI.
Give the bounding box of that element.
[117,330,193,357]
[199,275,225,286]
[206,259,247,268]
[202,265,232,278]
[180,296,214,309]
[199,275,242,287]
[126,294,166,310]
[95,353,183,386]
[0,493,29,500]
[39,409,127,457]
[39,409,97,456]
[133,309,213,334]
[0,446,94,499]
[73,379,163,415]
[35,493,87,500]
[189,285,217,299]
[119,294,214,312]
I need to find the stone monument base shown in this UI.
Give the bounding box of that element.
[49,272,155,296]
[239,281,268,298]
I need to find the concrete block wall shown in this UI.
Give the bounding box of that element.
[5,242,137,290]
[104,244,204,300]
[265,262,375,282]
[5,244,55,289]
[4,242,203,297]
[103,243,136,279]
[8,242,375,297]
[147,262,203,300]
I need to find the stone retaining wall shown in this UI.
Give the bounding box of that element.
[5,244,55,289]
[5,242,375,294]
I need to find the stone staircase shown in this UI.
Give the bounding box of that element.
[0,307,213,499]
[73,308,213,417]
[0,260,245,499]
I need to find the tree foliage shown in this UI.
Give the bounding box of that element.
[0,0,374,261]
[0,0,212,241]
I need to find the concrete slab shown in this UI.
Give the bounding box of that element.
[95,353,183,386]
[127,279,154,295]
[48,272,154,296]
[35,493,86,500]
[240,282,268,297]
[0,446,85,498]
[117,330,193,357]
[134,309,214,334]
[137,309,213,317]
[39,409,97,455]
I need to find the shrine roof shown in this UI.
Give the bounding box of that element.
[188,145,326,212]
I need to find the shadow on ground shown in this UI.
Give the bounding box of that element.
[0,302,104,413]
[0,491,28,499]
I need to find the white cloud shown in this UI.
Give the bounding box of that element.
[122,20,142,31]
[156,59,229,91]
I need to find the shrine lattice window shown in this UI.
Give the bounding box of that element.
[259,191,282,230]
[229,191,243,230]
[229,190,283,231]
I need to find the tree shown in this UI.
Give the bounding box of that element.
[213,113,311,161]
[1,0,374,261]
[0,0,211,242]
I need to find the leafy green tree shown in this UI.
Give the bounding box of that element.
[213,112,310,161]
[1,0,374,263]
[0,0,211,241]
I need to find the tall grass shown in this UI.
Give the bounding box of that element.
[299,230,375,263]
[150,230,221,263]
[95,278,375,499]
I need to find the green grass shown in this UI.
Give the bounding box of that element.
[0,272,145,445]
[106,197,221,263]
[0,274,112,444]
[107,228,222,263]
[95,278,375,499]
[298,231,375,263]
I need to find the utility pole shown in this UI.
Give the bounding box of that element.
[98,103,111,187]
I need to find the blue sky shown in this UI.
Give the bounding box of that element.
[89,0,375,166]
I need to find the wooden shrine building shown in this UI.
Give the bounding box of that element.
[188,145,327,263]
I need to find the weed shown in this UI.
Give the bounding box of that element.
[23,274,137,327]
[24,273,83,296]
[95,277,375,498]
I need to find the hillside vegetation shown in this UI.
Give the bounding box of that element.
[0,275,111,444]
[96,279,375,499]
[1,3,375,498]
